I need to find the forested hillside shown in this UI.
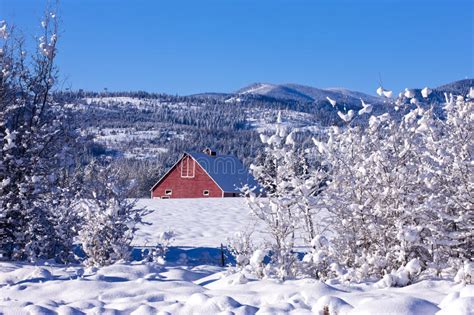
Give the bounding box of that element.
[54,79,472,197]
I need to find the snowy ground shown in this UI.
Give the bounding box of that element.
[1,262,471,314]
[133,198,268,248]
[0,198,472,314]
[134,198,325,249]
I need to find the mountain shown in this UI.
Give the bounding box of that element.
[235,83,314,102]
[229,79,474,114]
[234,82,383,104]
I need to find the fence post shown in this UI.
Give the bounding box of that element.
[220,243,225,267]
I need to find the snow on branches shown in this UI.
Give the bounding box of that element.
[0,14,80,262]
[317,94,473,283]
[242,112,328,280]
[78,161,151,267]
[239,90,473,286]
[0,13,150,265]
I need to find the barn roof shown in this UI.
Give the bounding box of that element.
[186,151,262,193]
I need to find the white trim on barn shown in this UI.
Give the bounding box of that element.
[180,157,195,178]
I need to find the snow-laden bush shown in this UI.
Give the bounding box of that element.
[423,94,473,274]
[242,114,299,280]
[314,92,473,282]
[376,259,423,288]
[142,231,175,264]
[454,261,473,284]
[239,89,472,285]
[78,161,150,267]
[242,112,328,280]
[248,249,269,279]
[316,113,432,278]
[227,232,270,278]
[301,235,337,280]
[227,229,256,269]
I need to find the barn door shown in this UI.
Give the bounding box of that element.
[181,157,195,178]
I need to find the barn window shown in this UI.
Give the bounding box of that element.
[203,190,209,196]
[181,158,195,178]
[165,189,172,195]
[161,196,170,199]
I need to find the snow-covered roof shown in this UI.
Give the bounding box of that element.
[186,151,262,193]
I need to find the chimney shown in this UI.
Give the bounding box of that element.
[203,147,217,156]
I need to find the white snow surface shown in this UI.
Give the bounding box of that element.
[0,262,470,314]
[239,83,276,95]
[0,198,472,314]
[133,198,268,248]
[133,198,327,249]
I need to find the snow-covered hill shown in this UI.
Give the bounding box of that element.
[59,78,472,198]
[234,82,383,104]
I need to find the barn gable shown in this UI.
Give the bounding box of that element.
[150,150,262,198]
[150,154,222,198]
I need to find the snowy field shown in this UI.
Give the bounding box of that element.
[133,198,267,248]
[0,198,472,314]
[134,198,327,249]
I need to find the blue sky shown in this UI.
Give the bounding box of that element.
[1,0,473,95]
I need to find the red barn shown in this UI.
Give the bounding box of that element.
[150,148,262,199]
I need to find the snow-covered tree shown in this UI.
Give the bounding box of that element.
[243,113,300,279]
[78,160,150,267]
[292,149,328,244]
[314,90,473,283]
[421,94,473,273]
[0,14,83,261]
[316,108,438,280]
[243,112,328,280]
